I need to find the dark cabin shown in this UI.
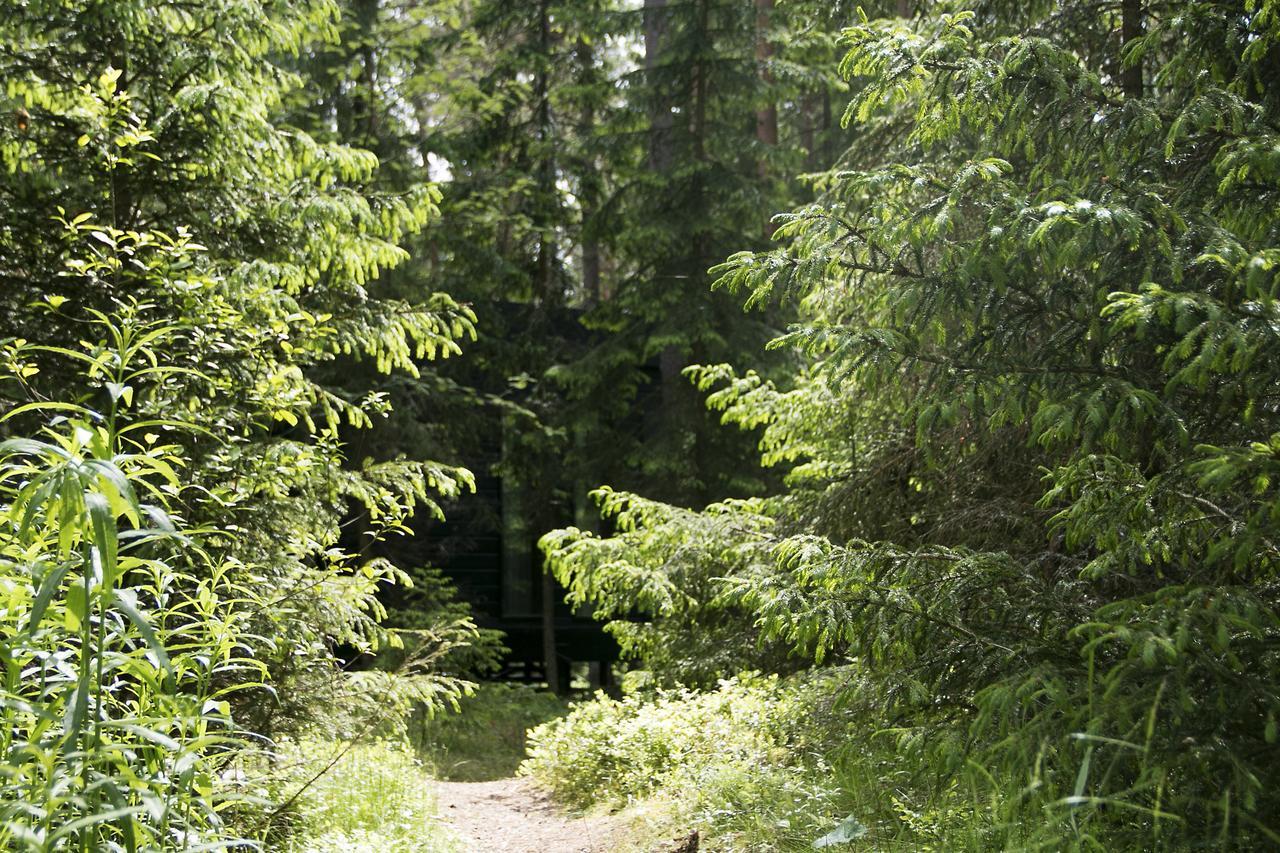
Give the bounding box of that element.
[416,460,619,692]
[368,301,629,693]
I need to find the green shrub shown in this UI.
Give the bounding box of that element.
[0,306,262,846]
[414,683,570,781]
[520,671,1053,851]
[522,674,859,850]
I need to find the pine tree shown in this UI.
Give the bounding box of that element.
[284,0,848,691]
[544,1,1280,846]
[0,0,476,745]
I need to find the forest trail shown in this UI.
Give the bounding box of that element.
[436,777,625,852]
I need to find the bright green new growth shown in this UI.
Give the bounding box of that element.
[540,1,1280,849]
[0,305,256,847]
[524,675,799,811]
[523,673,866,851]
[273,740,459,853]
[0,2,481,847]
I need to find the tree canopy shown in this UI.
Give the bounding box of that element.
[1,0,1278,849]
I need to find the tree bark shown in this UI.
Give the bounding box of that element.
[535,0,561,695]
[576,37,602,304]
[541,558,560,694]
[351,0,380,146]
[535,0,561,308]
[645,0,674,173]
[690,0,707,165]
[1121,0,1143,98]
[755,0,777,151]
[755,0,777,238]
[799,93,817,170]
[647,0,683,436]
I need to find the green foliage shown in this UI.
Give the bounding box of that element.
[270,739,459,853]
[0,1,484,847]
[412,683,570,781]
[7,0,1280,850]
[380,565,507,677]
[542,488,798,687]
[295,0,849,525]
[542,0,1280,848]
[522,673,853,851]
[0,304,259,848]
[0,0,479,694]
[523,675,786,809]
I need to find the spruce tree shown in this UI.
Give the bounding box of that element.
[544,1,1280,846]
[0,0,476,741]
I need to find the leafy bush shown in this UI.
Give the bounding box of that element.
[524,677,782,810]
[0,305,261,847]
[522,672,1122,851]
[523,675,857,850]
[414,683,569,781]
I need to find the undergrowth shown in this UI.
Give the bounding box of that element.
[413,682,570,781]
[522,674,858,851]
[270,740,458,853]
[520,670,1128,851]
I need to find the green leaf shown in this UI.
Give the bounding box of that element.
[813,815,868,848]
[85,458,142,527]
[48,806,146,844]
[85,490,118,587]
[104,381,134,406]
[112,588,173,680]
[27,561,74,633]
[65,579,88,631]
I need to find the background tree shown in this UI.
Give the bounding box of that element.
[281,0,848,687]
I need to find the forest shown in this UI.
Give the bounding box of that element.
[0,0,1278,850]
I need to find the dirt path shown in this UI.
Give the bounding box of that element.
[436,777,625,852]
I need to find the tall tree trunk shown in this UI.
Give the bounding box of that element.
[541,559,560,693]
[755,0,777,238]
[577,37,602,304]
[535,0,561,694]
[821,88,833,166]
[535,0,560,309]
[689,0,709,263]
[581,207,601,303]
[645,0,674,173]
[896,0,911,18]
[1120,0,1143,98]
[754,0,777,152]
[678,0,713,498]
[799,92,817,170]
[646,0,682,425]
[351,0,380,146]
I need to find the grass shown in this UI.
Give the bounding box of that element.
[272,739,459,853]
[411,682,571,781]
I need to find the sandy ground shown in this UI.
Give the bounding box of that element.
[436,777,627,853]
